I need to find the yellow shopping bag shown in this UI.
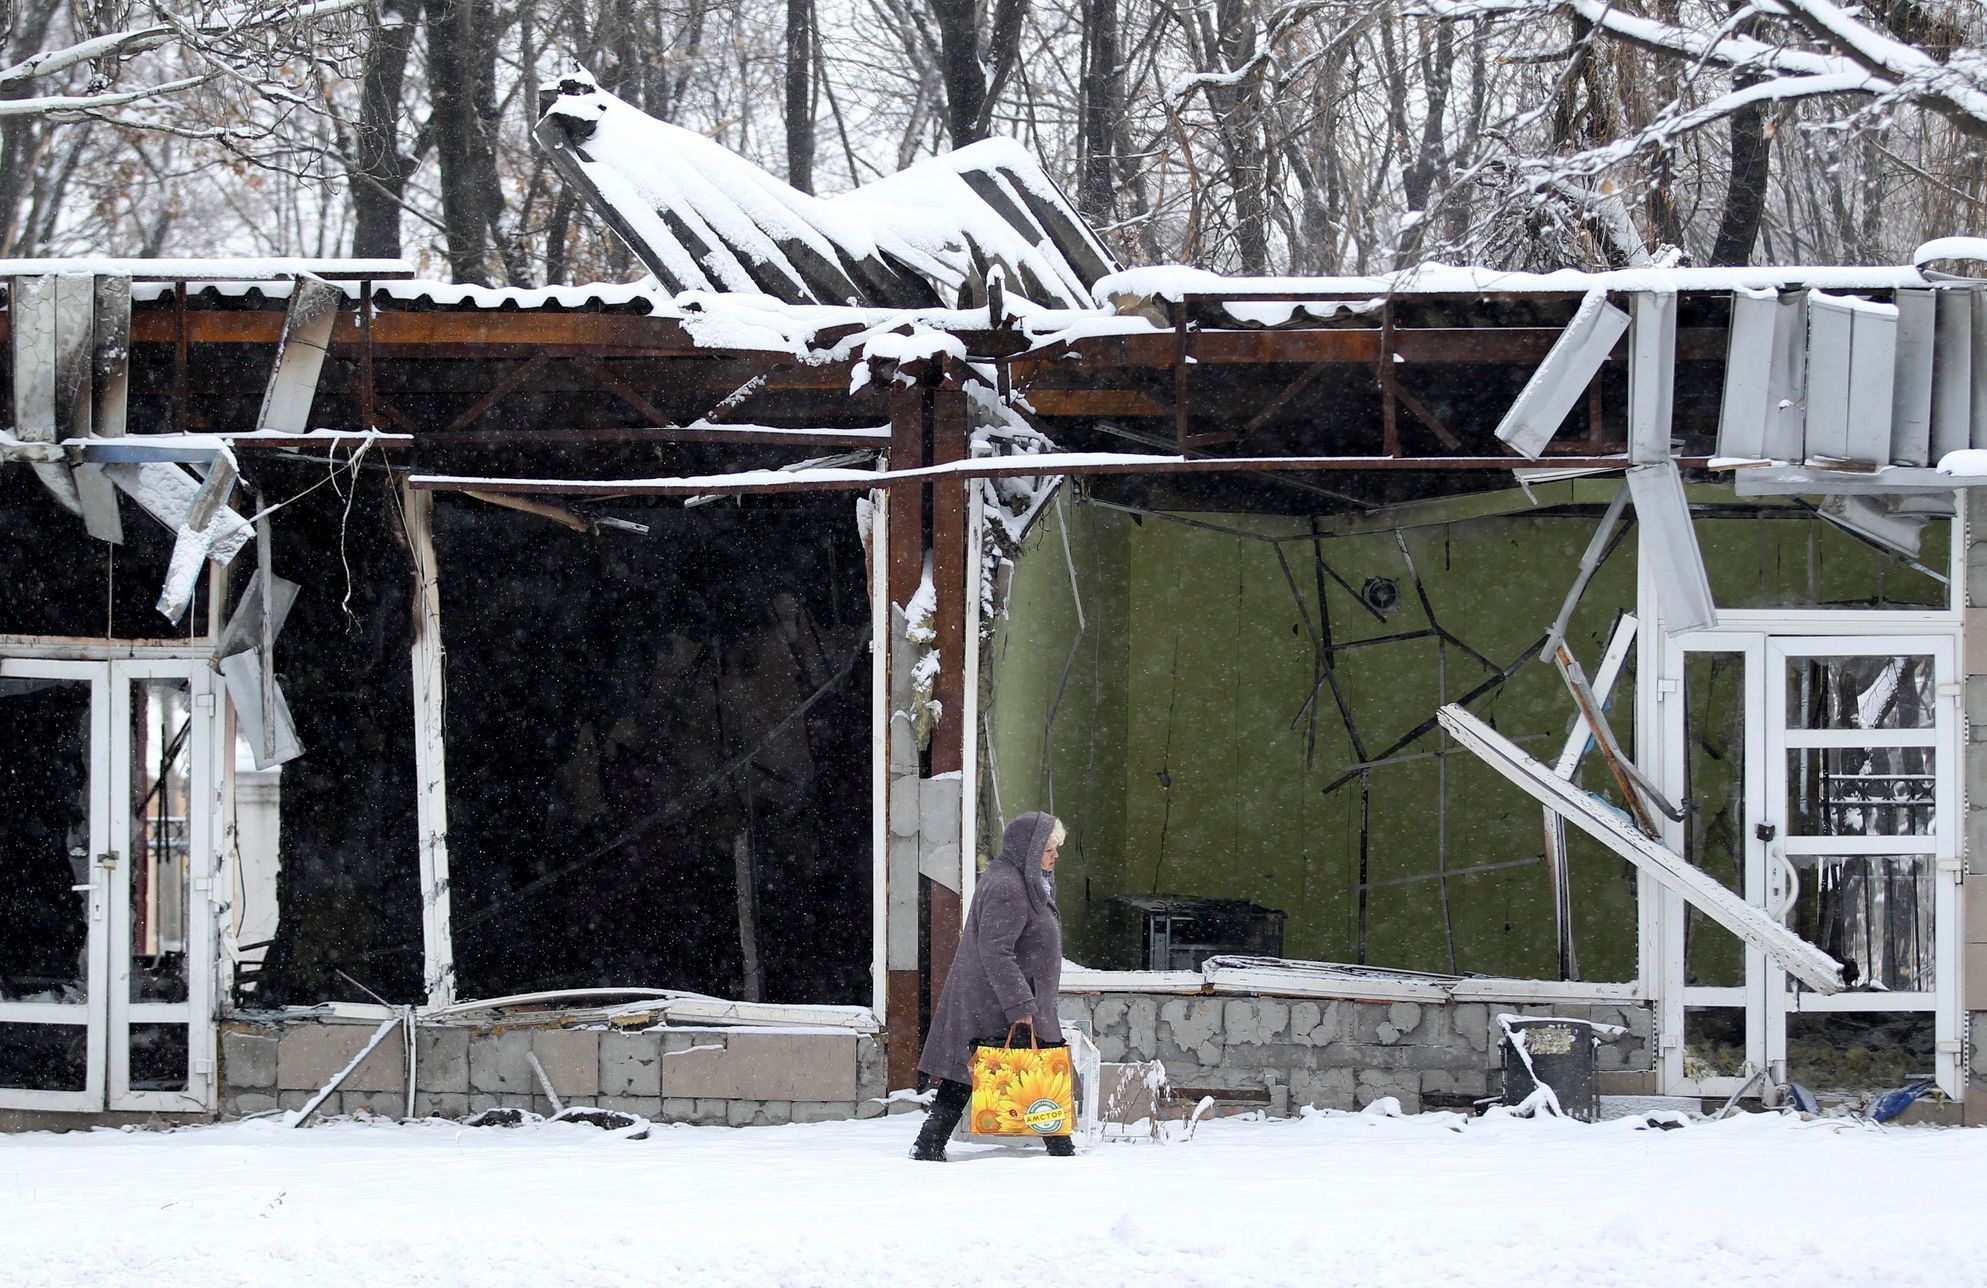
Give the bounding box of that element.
[968,1022,1074,1137]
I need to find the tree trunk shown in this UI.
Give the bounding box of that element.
[350,1,419,260]
[1076,0,1122,226]
[784,0,816,192]
[0,0,63,256]
[928,0,988,147]
[423,0,505,284]
[1709,92,1770,264]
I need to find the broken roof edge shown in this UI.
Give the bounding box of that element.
[0,255,413,280]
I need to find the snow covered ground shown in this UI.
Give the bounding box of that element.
[6,1107,1986,1287]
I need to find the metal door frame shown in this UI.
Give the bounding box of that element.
[0,658,111,1112]
[1654,625,1960,1098]
[107,658,220,1113]
[0,656,219,1114]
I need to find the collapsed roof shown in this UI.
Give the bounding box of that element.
[532,71,1119,312]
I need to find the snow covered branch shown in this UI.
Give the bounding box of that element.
[0,75,211,121]
[0,0,367,120]
[1426,0,1987,136]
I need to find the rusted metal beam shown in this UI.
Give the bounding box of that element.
[1241,362,1329,437]
[883,383,930,1095]
[1018,387,1169,418]
[925,385,969,1038]
[572,354,677,428]
[1379,300,1400,457]
[359,280,376,432]
[172,280,189,431]
[441,352,551,432]
[427,424,889,448]
[1173,300,1192,451]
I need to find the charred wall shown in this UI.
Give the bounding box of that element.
[433,494,871,1003]
[249,461,422,1006]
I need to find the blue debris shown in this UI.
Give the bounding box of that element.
[1867,1079,1936,1123]
[1782,1082,1820,1116]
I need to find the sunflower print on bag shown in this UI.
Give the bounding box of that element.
[969,1041,1074,1136]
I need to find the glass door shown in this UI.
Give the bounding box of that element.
[1660,634,1769,1097]
[110,664,219,1112]
[0,660,110,1112]
[0,658,217,1114]
[1765,639,1960,1097]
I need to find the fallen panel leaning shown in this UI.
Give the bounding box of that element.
[1438,704,1844,994]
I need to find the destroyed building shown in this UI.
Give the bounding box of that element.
[4,72,1987,1129]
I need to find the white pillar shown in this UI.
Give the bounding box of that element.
[403,486,456,1008]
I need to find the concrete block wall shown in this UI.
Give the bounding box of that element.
[220,1019,889,1125]
[1061,992,1654,1114]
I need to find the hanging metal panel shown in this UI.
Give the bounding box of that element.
[1889,290,1936,466]
[1493,289,1628,459]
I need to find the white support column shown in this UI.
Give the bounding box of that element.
[959,483,984,913]
[869,488,890,1024]
[403,486,456,1008]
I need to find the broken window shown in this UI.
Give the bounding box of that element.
[0,676,92,1007]
[1682,650,1746,990]
[432,494,871,1003]
[0,463,211,640]
[982,480,1641,982]
[1692,491,1951,611]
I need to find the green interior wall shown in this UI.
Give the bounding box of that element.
[984,484,1640,979]
[979,496,1132,966]
[981,484,1951,982]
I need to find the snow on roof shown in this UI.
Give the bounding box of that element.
[533,70,1117,311]
[0,256,410,280]
[1098,261,1947,307]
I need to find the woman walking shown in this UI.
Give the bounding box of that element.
[910,810,1071,1161]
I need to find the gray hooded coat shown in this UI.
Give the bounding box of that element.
[915,811,1063,1086]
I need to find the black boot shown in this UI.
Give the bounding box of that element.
[910,1080,969,1161]
[1044,1134,1074,1157]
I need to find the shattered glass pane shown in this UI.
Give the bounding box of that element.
[437,495,872,1002]
[1786,748,1935,837]
[126,1023,190,1092]
[0,1023,87,1091]
[1682,650,1746,989]
[1693,494,1948,611]
[1786,1013,1933,1094]
[0,678,92,1004]
[1683,1007,1747,1080]
[1785,655,1934,731]
[0,460,210,640]
[1788,857,1934,992]
[989,488,1642,981]
[129,679,192,1004]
